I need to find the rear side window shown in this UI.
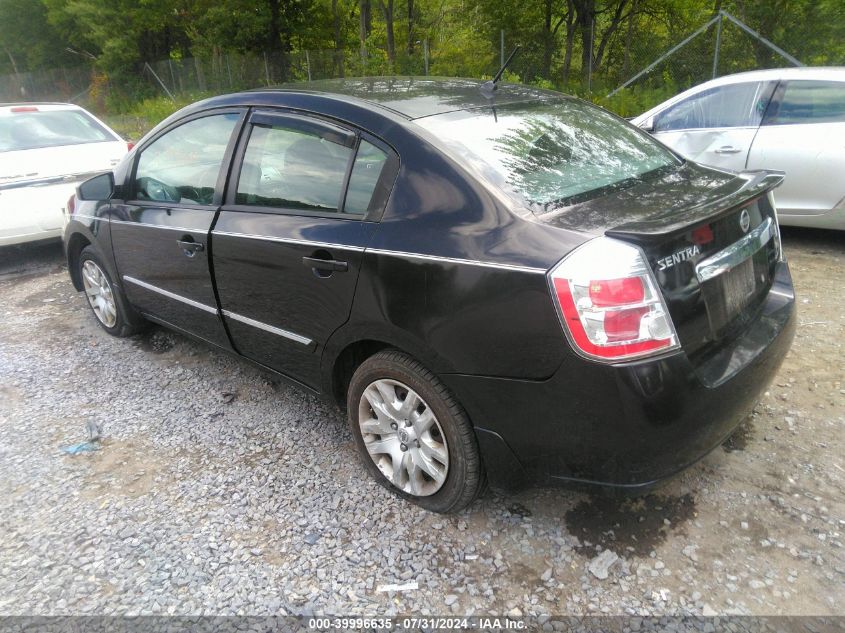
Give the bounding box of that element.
[237,124,352,212]
[344,140,389,215]
[764,80,845,125]
[0,109,114,153]
[654,82,774,132]
[235,122,392,216]
[134,113,239,205]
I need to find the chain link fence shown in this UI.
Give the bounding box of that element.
[0,11,804,124]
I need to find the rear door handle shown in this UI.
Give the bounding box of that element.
[177,239,204,257]
[714,145,742,154]
[302,256,348,272]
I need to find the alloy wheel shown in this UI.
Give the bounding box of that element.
[81,260,117,328]
[358,378,449,496]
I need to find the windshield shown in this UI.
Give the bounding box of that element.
[416,99,680,208]
[0,109,116,153]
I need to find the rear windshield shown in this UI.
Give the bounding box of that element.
[416,99,679,208]
[0,109,115,153]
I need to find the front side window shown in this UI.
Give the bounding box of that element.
[655,82,773,132]
[417,99,679,207]
[765,80,845,125]
[133,113,239,205]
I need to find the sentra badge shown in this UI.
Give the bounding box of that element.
[657,244,700,271]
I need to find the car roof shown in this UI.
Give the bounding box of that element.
[207,77,564,120]
[698,66,845,87]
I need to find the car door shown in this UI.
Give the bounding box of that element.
[212,110,398,388]
[747,79,845,216]
[649,81,776,172]
[110,110,244,347]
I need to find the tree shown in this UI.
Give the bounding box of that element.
[378,0,396,66]
[0,0,74,74]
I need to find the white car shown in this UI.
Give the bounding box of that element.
[0,103,128,246]
[632,67,845,230]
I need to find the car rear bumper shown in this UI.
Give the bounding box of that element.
[0,181,76,245]
[442,261,796,492]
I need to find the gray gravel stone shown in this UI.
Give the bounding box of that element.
[0,243,842,618]
[588,550,620,580]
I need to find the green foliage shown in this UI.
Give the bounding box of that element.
[102,92,213,140]
[0,0,74,73]
[1,0,844,118]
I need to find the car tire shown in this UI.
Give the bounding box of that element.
[347,349,486,513]
[78,246,144,337]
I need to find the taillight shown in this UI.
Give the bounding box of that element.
[66,194,76,216]
[767,191,784,262]
[11,106,38,113]
[127,142,135,151]
[548,237,679,362]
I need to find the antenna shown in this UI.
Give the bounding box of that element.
[480,45,521,98]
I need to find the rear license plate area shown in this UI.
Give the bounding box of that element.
[722,257,756,315]
[701,251,770,334]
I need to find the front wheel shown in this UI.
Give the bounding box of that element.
[347,350,485,513]
[78,246,143,337]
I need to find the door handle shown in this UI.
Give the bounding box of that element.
[177,239,204,258]
[302,256,348,272]
[714,145,742,154]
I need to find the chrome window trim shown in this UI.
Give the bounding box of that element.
[221,309,313,346]
[122,276,218,315]
[113,228,546,274]
[695,216,774,283]
[111,219,208,233]
[367,248,548,274]
[213,230,365,253]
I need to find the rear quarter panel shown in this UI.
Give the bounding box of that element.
[323,123,586,384]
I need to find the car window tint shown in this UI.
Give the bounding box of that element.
[766,81,845,125]
[0,110,113,153]
[343,140,389,214]
[236,124,352,212]
[655,82,771,132]
[134,113,239,205]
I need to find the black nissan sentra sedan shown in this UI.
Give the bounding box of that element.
[63,78,796,513]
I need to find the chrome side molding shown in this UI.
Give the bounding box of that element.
[122,276,219,315]
[221,309,313,347]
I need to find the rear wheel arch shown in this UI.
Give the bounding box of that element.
[329,339,394,408]
[326,332,450,409]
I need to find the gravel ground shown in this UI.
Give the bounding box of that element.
[0,231,842,618]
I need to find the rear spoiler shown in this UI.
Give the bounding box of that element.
[606,170,785,240]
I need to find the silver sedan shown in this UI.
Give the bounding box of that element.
[632,67,845,230]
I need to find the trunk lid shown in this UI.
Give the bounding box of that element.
[534,162,784,362]
[0,142,125,190]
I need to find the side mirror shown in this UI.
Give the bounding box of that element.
[77,172,115,201]
[639,115,656,133]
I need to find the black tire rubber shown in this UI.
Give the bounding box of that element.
[78,246,145,337]
[347,349,486,513]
